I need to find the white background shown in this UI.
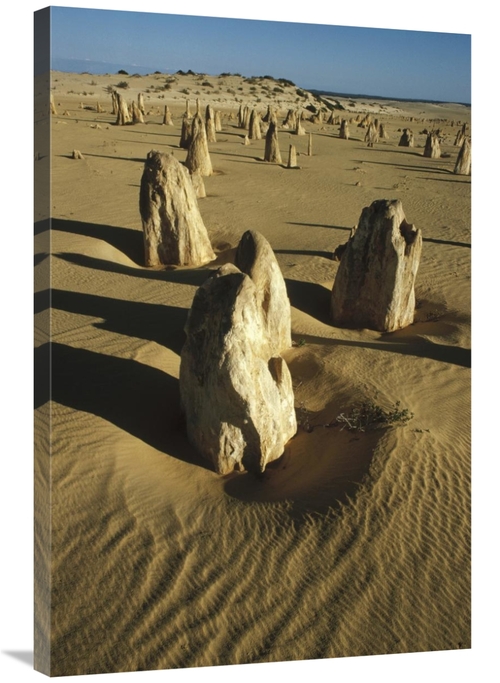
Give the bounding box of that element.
[1,1,496,682]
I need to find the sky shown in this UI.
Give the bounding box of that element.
[50,5,471,103]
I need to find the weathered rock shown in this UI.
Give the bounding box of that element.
[205,105,217,143]
[423,131,441,158]
[235,230,292,355]
[307,133,313,156]
[365,122,379,147]
[331,199,422,332]
[287,144,298,169]
[358,114,372,129]
[379,123,388,139]
[214,110,222,132]
[339,119,350,140]
[115,91,130,125]
[262,104,272,123]
[295,113,306,136]
[454,123,467,146]
[179,113,192,149]
[138,93,145,115]
[248,109,262,140]
[179,263,297,475]
[131,100,145,124]
[162,105,173,125]
[190,170,206,198]
[398,128,414,147]
[243,106,252,130]
[283,109,296,129]
[50,92,57,115]
[72,149,84,159]
[454,137,471,175]
[139,150,215,267]
[264,120,282,163]
[185,114,213,177]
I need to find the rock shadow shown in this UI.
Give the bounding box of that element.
[285,279,332,325]
[223,413,382,516]
[286,221,352,232]
[54,252,217,287]
[36,289,188,356]
[36,342,211,470]
[52,218,143,264]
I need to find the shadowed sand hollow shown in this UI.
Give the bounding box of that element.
[35,70,471,676]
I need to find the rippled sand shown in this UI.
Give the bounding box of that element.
[35,71,471,676]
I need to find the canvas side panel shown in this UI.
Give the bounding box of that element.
[34,6,51,677]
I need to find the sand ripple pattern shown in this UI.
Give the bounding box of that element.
[44,92,470,675]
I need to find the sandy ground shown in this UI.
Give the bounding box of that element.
[34,70,470,676]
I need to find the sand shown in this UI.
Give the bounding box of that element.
[34,70,470,676]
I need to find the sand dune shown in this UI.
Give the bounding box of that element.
[35,70,470,675]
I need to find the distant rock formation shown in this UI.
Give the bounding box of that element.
[185,113,213,177]
[287,144,298,169]
[307,133,313,156]
[295,113,306,136]
[423,131,441,158]
[205,104,217,143]
[248,109,262,140]
[339,119,350,140]
[264,120,282,163]
[139,150,215,266]
[454,123,468,146]
[179,113,192,149]
[365,122,379,147]
[398,128,414,147]
[283,109,296,129]
[131,100,144,124]
[162,105,173,126]
[331,199,422,332]
[114,91,130,125]
[138,93,145,115]
[262,104,272,123]
[215,110,222,132]
[454,137,471,175]
[179,263,297,475]
[235,230,292,355]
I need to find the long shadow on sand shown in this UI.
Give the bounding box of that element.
[55,252,216,287]
[36,288,188,356]
[424,236,471,248]
[353,158,458,176]
[285,279,332,325]
[295,333,471,368]
[77,152,151,163]
[275,249,333,260]
[51,218,143,264]
[286,221,352,232]
[35,342,211,470]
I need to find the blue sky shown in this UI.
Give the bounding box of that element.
[50,6,471,103]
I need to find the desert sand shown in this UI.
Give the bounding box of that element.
[34,70,470,676]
